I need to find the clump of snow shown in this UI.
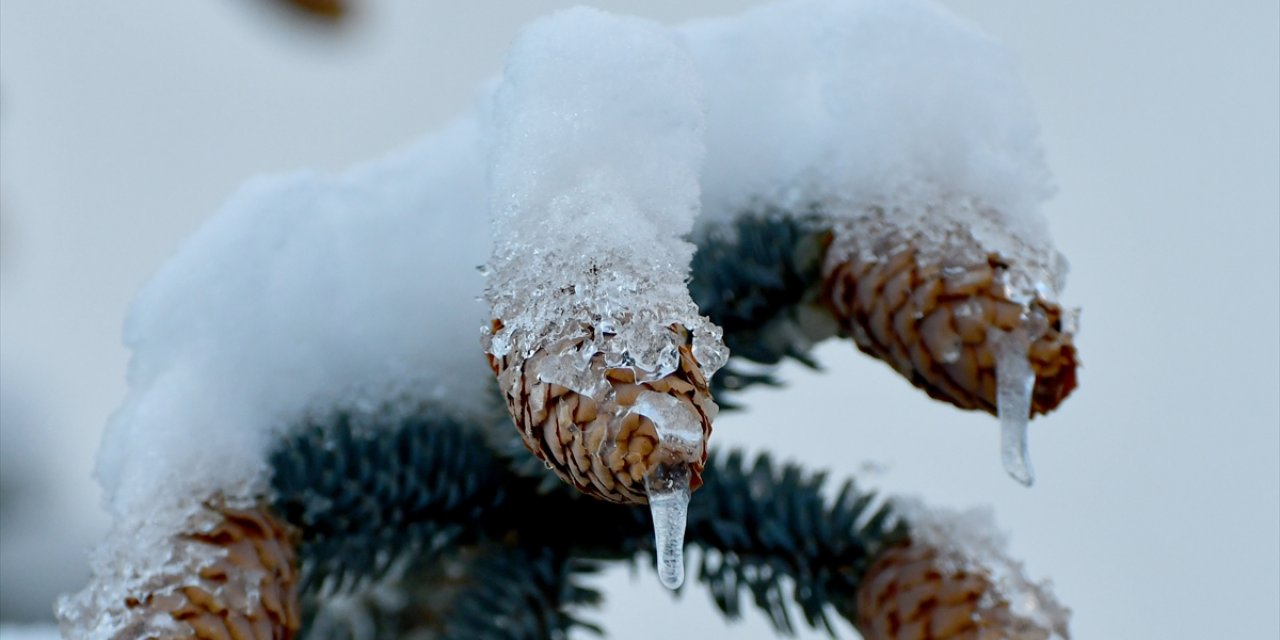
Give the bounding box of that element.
[894,497,1072,639]
[483,7,727,385]
[59,116,494,639]
[684,0,1053,231]
[681,0,1065,301]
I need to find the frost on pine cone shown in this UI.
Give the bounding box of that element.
[822,206,1078,417]
[116,505,301,640]
[487,320,717,504]
[850,499,1072,640]
[686,209,1078,417]
[854,541,1062,640]
[481,9,726,508]
[687,204,1078,484]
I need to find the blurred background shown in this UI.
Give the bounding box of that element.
[0,0,1276,638]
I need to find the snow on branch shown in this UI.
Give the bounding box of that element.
[57,1,1078,638]
[483,7,726,381]
[482,8,729,589]
[681,0,1078,483]
[58,117,496,640]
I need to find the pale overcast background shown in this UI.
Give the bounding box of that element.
[1,1,1277,638]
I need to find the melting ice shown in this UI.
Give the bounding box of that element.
[993,328,1036,486]
[645,462,692,590]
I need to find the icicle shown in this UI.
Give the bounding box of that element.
[645,462,691,590]
[993,328,1036,486]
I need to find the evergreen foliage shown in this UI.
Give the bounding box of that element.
[688,213,837,403]
[269,404,904,638]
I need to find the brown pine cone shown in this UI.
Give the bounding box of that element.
[855,541,1065,640]
[488,320,718,504]
[274,0,346,21]
[119,504,301,640]
[823,211,1077,416]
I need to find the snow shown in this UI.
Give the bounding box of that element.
[685,0,1070,488]
[482,8,726,592]
[682,0,1066,306]
[483,7,727,384]
[685,0,1053,230]
[894,498,1072,639]
[56,0,1074,633]
[59,116,494,639]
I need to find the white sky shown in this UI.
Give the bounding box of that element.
[0,1,1276,638]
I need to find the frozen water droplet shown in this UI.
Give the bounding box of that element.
[953,300,981,318]
[646,462,691,590]
[1061,306,1081,335]
[993,328,1035,486]
[633,390,702,454]
[938,339,962,363]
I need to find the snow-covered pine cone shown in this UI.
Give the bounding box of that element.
[823,210,1077,416]
[854,540,1066,640]
[119,505,301,640]
[487,320,716,505]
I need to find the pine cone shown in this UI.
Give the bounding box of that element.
[488,320,717,504]
[121,505,301,640]
[855,542,1057,640]
[276,0,345,21]
[823,211,1077,416]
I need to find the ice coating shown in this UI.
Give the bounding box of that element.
[483,7,727,386]
[59,116,494,639]
[893,498,1072,638]
[632,389,708,453]
[995,327,1036,485]
[645,463,692,590]
[634,388,706,583]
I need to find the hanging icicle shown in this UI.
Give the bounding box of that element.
[822,204,1078,483]
[993,326,1037,485]
[646,462,692,589]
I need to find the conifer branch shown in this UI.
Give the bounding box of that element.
[688,212,837,402]
[265,403,910,638]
